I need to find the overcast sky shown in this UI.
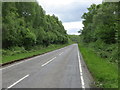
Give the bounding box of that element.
[37,0,102,35]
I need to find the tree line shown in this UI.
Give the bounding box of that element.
[2,2,68,49]
[80,2,119,63]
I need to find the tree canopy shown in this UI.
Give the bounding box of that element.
[81,2,118,44]
[2,2,68,49]
[80,2,119,63]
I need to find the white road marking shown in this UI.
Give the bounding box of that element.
[7,74,29,89]
[1,51,57,70]
[59,52,63,56]
[0,45,68,70]
[1,55,44,70]
[1,61,26,70]
[77,46,85,89]
[41,57,56,67]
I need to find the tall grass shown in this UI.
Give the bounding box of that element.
[1,44,71,64]
[78,44,118,88]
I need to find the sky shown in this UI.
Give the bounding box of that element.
[37,0,102,35]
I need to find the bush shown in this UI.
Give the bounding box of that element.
[78,43,118,88]
[30,45,45,51]
[87,40,118,63]
[23,30,36,49]
[2,46,27,56]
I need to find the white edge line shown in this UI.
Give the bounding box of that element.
[7,74,29,89]
[1,45,69,70]
[77,46,85,89]
[1,47,65,70]
[1,61,25,70]
[41,57,56,67]
[1,55,42,70]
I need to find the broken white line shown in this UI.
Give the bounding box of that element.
[59,52,63,56]
[7,74,29,89]
[41,57,56,67]
[1,55,43,70]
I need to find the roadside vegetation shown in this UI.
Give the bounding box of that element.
[80,2,119,88]
[1,43,72,64]
[2,2,71,64]
[70,2,119,88]
[1,1,119,88]
[78,44,118,88]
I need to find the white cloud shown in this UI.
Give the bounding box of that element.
[63,21,83,30]
[37,0,102,20]
[37,0,102,6]
[63,21,84,35]
[37,0,102,35]
[37,0,74,6]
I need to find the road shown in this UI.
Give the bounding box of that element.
[1,44,93,89]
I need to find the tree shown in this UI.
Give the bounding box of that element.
[2,2,68,49]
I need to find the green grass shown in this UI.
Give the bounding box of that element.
[78,44,118,88]
[1,44,71,64]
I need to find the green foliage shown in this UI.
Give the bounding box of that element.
[80,2,118,63]
[2,46,26,56]
[68,35,80,43]
[79,3,119,88]
[2,2,68,49]
[23,30,36,49]
[78,44,118,88]
[81,3,118,44]
[35,27,45,44]
[1,44,70,64]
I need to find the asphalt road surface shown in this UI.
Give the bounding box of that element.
[1,44,93,89]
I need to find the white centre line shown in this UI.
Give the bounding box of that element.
[41,57,56,67]
[77,46,85,89]
[59,52,63,56]
[1,46,69,70]
[7,74,29,89]
[1,55,43,70]
[0,49,64,70]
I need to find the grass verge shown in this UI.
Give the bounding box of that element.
[1,44,71,64]
[78,44,118,88]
